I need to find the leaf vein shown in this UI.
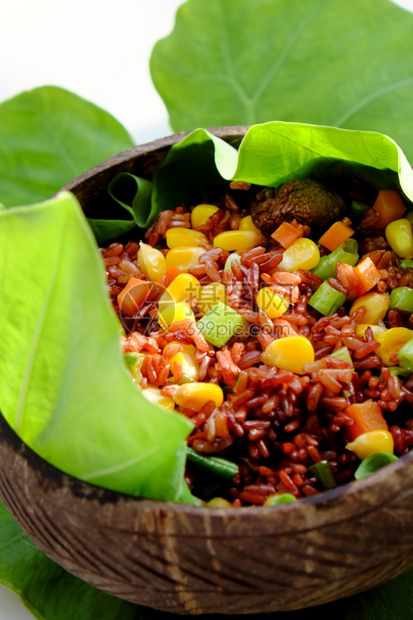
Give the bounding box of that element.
[0,533,26,551]
[14,209,68,433]
[252,0,327,105]
[334,76,413,127]
[218,0,255,122]
[29,98,81,177]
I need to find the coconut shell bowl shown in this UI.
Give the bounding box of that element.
[1,127,413,616]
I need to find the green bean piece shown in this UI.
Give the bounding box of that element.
[390,286,413,314]
[311,242,359,281]
[308,281,346,316]
[264,493,297,506]
[351,200,371,218]
[179,375,196,384]
[354,452,398,480]
[168,374,196,384]
[398,339,413,371]
[186,447,239,480]
[344,238,359,254]
[389,366,412,377]
[124,352,145,384]
[400,259,413,269]
[331,346,353,367]
[309,461,336,489]
[224,252,241,272]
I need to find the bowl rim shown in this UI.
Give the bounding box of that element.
[63,125,251,196]
[1,408,413,527]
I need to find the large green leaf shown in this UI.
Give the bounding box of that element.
[343,571,413,620]
[153,127,239,210]
[230,122,413,199]
[0,86,134,208]
[0,192,192,500]
[89,173,154,245]
[113,122,413,218]
[150,0,413,161]
[0,500,142,620]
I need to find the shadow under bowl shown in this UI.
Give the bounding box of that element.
[1,127,413,615]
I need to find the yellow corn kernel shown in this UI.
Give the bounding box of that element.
[137,242,167,281]
[355,324,387,339]
[206,497,233,508]
[375,327,413,366]
[166,246,206,271]
[239,215,263,238]
[191,204,219,228]
[159,273,201,307]
[158,301,195,330]
[173,382,224,410]
[164,342,199,382]
[278,238,320,272]
[213,230,262,252]
[141,387,175,411]
[350,292,390,324]
[197,282,227,316]
[385,218,413,259]
[256,287,289,318]
[166,227,208,248]
[262,335,315,374]
[346,430,394,460]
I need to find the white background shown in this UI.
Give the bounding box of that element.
[1,0,413,618]
[0,0,183,145]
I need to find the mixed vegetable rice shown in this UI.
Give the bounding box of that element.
[101,177,413,507]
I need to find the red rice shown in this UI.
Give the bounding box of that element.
[101,182,413,507]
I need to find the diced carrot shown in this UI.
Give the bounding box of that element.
[372,190,406,229]
[271,221,301,248]
[157,264,181,286]
[117,277,150,316]
[318,221,354,252]
[344,400,388,441]
[353,256,381,296]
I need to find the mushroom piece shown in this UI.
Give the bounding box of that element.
[251,178,347,236]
